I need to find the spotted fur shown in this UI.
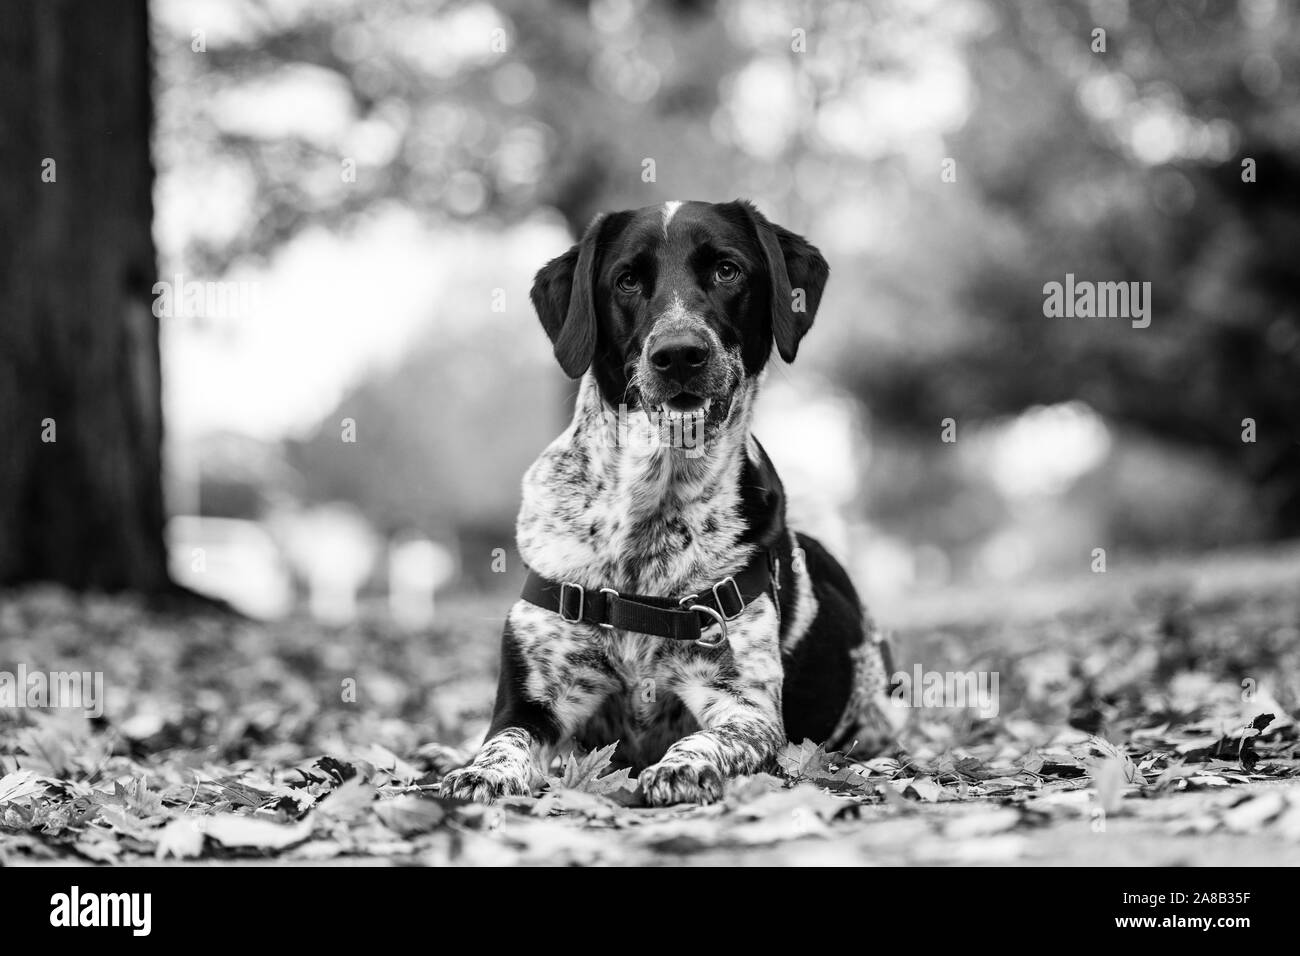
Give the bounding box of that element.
[441,201,895,806]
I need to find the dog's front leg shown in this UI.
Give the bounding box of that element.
[441,603,612,802]
[638,705,784,806]
[639,602,785,806]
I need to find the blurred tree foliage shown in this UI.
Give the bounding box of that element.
[156,0,743,269]
[161,0,1300,536]
[283,332,558,536]
[845,1,1300,533]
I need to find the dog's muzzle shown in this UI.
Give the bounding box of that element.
[636,320,737,435]
[647,328,711,391]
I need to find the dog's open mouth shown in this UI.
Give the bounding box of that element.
[661,390,731,418]
[647,391,732,441]
[658,392,709,418]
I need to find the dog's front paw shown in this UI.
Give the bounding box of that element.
[638,759,724,807]
[439,765,532,803]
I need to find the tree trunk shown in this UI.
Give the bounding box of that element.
[0,0,169,591]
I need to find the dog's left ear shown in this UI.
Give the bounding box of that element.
[529,213,607,379]
[737,200,829,363]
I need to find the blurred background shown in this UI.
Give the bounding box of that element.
[151,0,1300,624]
[6,0,1298,627]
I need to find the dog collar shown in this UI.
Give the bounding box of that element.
[520,550,778,649]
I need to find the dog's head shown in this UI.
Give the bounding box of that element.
[530,200,829,445]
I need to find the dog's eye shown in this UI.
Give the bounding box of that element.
[616,272,640,294]
[714,260,741,284]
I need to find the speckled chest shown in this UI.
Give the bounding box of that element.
[512,414,764,762]
[516,432,754,599]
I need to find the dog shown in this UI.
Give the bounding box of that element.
[441,200,896,806]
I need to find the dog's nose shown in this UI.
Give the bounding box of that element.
[648,332,710,385]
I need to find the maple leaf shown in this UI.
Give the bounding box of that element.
[776,740,869,791]
[806,765,871,792]
[545,743,636,796]
[776,739,832,778]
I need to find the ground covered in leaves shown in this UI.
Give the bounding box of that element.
[2,545,1299,866]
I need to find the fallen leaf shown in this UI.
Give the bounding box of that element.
[0,770,46,806]
[546,743,636,796]
[315,776,376,821]
[154,817,205,859]
[1088,757,1129,815]
[204,813,313,851]
[776,739,829,778]
[533,787,622,820]
[374,795,446,835]
[903,776,951,803]
[732,783,848,823]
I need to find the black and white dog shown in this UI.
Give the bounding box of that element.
[441,200,895,806]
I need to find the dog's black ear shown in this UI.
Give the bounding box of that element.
[530,214,607,379]
[738,200,829,363]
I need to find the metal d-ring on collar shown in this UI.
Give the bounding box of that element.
[679,593,727,648]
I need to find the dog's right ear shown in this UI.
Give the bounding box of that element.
[530,214,607,379]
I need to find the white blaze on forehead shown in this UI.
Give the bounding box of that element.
[661,291,689,323]
[661,200,683,236]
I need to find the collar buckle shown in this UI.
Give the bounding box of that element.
[558,582,585,623]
